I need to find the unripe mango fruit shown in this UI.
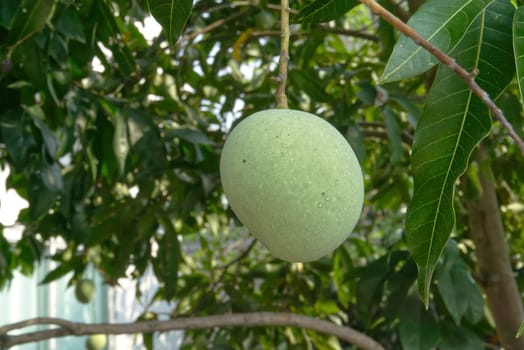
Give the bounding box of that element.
[220,109,364,262]
[75,278,95,304]
[86,334,107,350]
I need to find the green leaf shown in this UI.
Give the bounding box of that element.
[26,105,60,158]
[167,127,215,145]
[381,0,494,83]
[332,245,355,307]
[142,330,154,350]
[113,111,129,176]
[496,91,524,139]
[435,241,484,324]
[289,70,332,103]
[55,6,86,43]
[356,251,407,325]
[0,1,19,29]
[40,162,63,193]
[0,109,36,168]
[49,33,69,65]
[513,6,524,108]
[155,217,181,300]
[344,122,366,163]
[126,109,151,146]
[95,0,137,75]
[7,0,56,45]
[40,260,77,284]
[356,255,389,325]
[28,169,58,219]
[383,258,417,321]
[388,93,422,127]
[11,39,48,88]
[517,321,524,338]
[382,107,403,164]
[398,295,440,350]
[147,0,192,46]
[438,323,484,350]
[293,0,358,24]
[405,0,515,305]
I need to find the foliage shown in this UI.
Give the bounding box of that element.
[0,0,523,349]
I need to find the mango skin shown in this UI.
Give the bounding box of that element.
[220,109,364,262]
[86,334,107,350]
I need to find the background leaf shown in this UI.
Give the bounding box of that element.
[293,0,359,24]
[513,6,524,108]
[95,0,137,75]
[435,241,484,324]
[438,323,484,350]
[113,111,130,176]
[517,321,524,338]
[0,109,36,168]
[55,7,86,43]
[147,0,192,46]
[399,295,440,350]
[381,0,493,83]
[7,0,56,45]
[0,1,18,29]
[405,0,515,304]
[155,217,181,300]
[382,107,403,165]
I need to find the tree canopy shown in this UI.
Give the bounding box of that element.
[1,0,524,349]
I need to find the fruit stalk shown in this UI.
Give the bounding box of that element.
[275,0,290,108]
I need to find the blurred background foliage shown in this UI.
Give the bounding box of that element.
[0,0,523,349]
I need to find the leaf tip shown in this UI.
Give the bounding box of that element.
[417,267,434,308]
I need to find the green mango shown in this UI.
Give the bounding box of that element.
[220,109,364,262]
[86,334,107,350]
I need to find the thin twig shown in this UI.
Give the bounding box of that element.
[317,25,379,42]
[266,3,298,15]
[358,0,524,156]
[250,28,378,42]
[210,238,257,291]
[1,313,385,350]
[275,0,290,108]
[176,8,254,45]
[219,238,257,271]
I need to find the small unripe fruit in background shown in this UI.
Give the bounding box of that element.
[75,278,95,304]
[220,109,364,262]
[85,334,107,350]
[254,10,276,30]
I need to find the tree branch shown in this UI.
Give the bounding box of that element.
[466,148,524,350]
[275,0,290,108]
[359,0,524,156]
[0,312,385,350]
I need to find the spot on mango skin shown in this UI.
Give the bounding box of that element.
[220,109,364,262]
